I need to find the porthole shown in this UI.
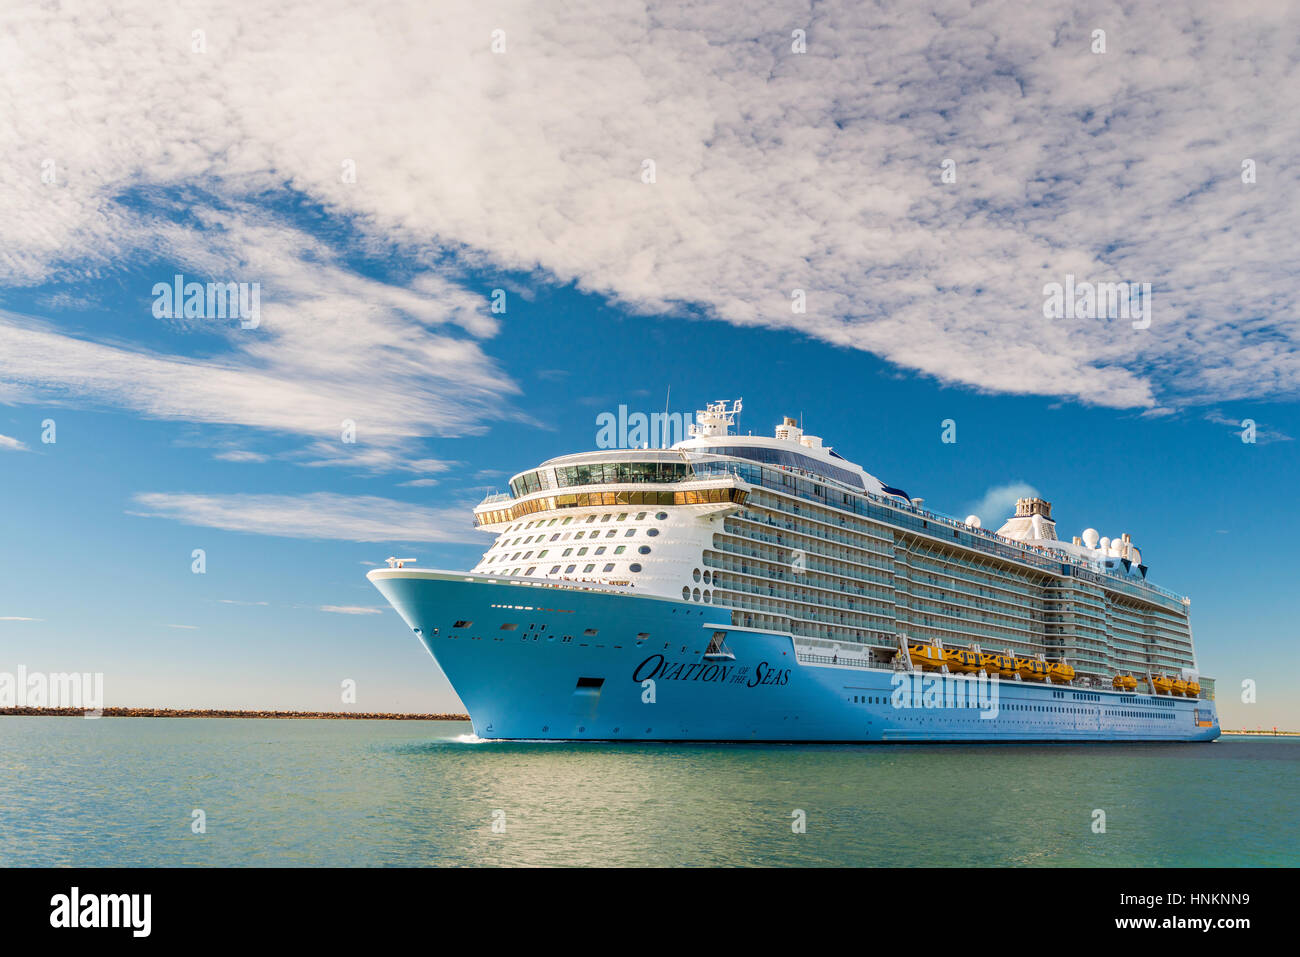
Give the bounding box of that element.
[692,568,701,582]
[565,564,576,573]
[693,588,701,602]
[655,511,668,520]
[647,528,659,537]
[629,563,642,572]
[702,570,711,585]
[525,566,536,575]
[638,545,651,555]
[549,566,561,574]
[703,590,711,603]
[603,563,615,572]
[682,586,691,600]
[583,564,595,573]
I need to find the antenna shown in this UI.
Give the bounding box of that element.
[662,386,671,449]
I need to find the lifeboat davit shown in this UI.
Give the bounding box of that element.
[1047,662,1075,684]
[943,648,982,674]
[1112,675,1138,691]
[1015,657,1048,681]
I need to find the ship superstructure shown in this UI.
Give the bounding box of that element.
[369,400,1218,742]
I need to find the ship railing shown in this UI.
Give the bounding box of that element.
[796,652,876,669]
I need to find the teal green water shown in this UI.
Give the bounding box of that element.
[0,718,1294,866]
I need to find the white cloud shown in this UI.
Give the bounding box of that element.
[165,624,199,630]
[129,491,480,543]
[0,1,1296,414]
[320,605,384,615]
[0,434,30,452]
[398,478,439,488]
[0,205,519,465]
[0,616,43,621]
[964,482,1040,528]
[214,450,269,463]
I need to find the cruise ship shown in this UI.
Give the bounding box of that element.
[369,400,1220,742]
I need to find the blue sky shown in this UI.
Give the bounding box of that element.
[2,2,1298,729]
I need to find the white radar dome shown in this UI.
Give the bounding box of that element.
[1082,528,1099,548]
[1099,536,1111,552]
[965,515,982,528]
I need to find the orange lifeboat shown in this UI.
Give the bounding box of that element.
[907,643,946,671]
[1015,657,1048,682]
[1112,675,1138,691]
[981,653,1017,678]
[943,648,982,674]
[1172,678,1189,697]
[1150,674,1174,695]
[1186,680,1201,697]
[1046,662,1075,684]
